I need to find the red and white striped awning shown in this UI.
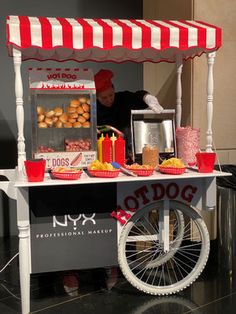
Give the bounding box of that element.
[6,15,222,63]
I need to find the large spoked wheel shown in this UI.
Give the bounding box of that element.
[118,200,210,295]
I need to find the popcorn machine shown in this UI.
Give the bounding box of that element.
[29,68,97,168]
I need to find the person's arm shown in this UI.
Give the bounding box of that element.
[143,94,164,113]
[122,90,164,113]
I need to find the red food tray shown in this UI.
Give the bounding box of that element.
[159,166,186,175]
[52,171,83,180]
[126,167,154,176]
[88,169,120,178]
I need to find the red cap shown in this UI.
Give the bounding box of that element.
[94,69,113,94]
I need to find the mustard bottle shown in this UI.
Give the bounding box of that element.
[97,133,105,162]
[110,132,117,161]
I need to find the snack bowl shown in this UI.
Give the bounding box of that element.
[88,169,120,178]
[159,166,186,175]
[125,167,154,177]
[51,167,83,180]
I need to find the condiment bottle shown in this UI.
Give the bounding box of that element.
[142,144,159,168]
[97,133,105,162]
[115,135,126,166]
[102,134,112,163]
[110,132,117,161]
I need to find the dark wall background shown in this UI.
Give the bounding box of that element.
[0,0,143,236]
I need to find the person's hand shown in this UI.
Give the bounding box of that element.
[144,94,164,114]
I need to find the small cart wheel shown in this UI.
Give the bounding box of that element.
[118,200,210,295]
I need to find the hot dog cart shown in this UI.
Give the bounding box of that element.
[0,16,230,314]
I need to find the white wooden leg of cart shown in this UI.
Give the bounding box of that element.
[175,58,183,128]
[17,188,30,314]
[13,48,26,180]
[206,51,216,152]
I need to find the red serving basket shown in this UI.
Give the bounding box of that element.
[159,166,186,175]
[88,169,120,178]
[52,170,83,180]
[126,167,155,176]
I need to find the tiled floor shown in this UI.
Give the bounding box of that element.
[1,237,236,314]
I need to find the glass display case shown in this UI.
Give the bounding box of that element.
[29,68,97,168]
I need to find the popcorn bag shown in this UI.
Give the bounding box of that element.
[176,126,200,165]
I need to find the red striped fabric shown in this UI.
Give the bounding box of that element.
[164,20,189,49]
[38,17,53,48]
[75,18,93,49]
[18,16,32,48]
[94,18,113,49]
[57,17,73,47]
[112,19,133,49]
[6,16,222,61]
[130,19,152,49]
[195,20,222,48]
[146,20,171,50]
[180,20,207,48]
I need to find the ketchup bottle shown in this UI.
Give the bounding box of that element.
[102,134,112,163]
[114,135,126,166]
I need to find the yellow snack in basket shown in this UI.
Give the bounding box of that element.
[89,160,115,171]
[126,163,153,170]
[53,167,81,173]
[160,158,185,168]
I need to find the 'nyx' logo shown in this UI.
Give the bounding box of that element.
[53,214,96,230]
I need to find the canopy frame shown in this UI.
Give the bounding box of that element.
[6,16,221,178]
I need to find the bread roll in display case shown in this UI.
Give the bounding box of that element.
[29,68,97,168]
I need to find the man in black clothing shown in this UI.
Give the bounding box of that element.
[95,69,164,159]
[95,69,163,132]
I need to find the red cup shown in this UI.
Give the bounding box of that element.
[195,152,216,173]
[24,159,46,182]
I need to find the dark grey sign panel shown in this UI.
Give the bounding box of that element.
[29,184,118,273]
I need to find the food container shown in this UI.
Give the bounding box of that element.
[29,68,97,169]
[159,166,186,175]
[126,168,154,176]
[196,152,216,173]
[142,144,159,168]
[51,170,83,180]
[88,169,120,178]
[24,159,46,182]
[176,126,200,165]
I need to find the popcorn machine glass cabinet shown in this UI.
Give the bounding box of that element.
[31,90,97,168]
